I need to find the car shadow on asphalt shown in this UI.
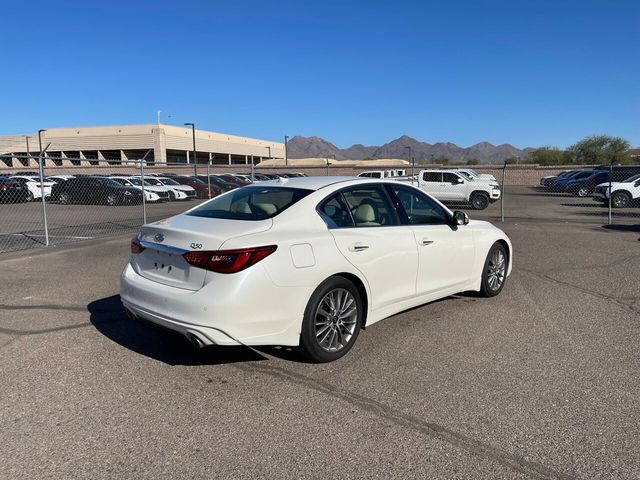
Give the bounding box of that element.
[88,294,281,366]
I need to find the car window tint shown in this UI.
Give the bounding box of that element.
[422,172,441,182]
[389,185,449,225]
[442,173,460,183]
[341,186,398,227]
[187,187,312,220]
[318,193,354,228]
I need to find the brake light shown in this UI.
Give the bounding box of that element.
[131,237,146,254]
[183,245,277,273]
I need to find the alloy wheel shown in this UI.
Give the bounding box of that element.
[314,288,358,352]
[486,249,506,291]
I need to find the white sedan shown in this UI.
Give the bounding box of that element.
[10,175,55,201]
[121,177,512,362]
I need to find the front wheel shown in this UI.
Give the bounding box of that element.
[106,193,119,206]
[611,192,630,208]
[470,192,490,210]
[479,243,507,297]
[576,186,590,197]
[299,277,363,363]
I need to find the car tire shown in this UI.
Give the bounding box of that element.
[106,193,118,206]
[576,186,590,197]
[611,191,630,208]
[479,243,507,297]
[299,276,363,363]
[168,191,176,201]
[58,192,70,205]
[27,191,35,202]
[470,192,490,210]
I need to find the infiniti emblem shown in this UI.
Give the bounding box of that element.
[154,233,165,243]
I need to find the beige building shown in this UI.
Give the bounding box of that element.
[0,124,285,168]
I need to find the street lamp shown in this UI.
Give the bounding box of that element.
[184,123,197,176]
[326,154,335,176]
[405,146,414,184]
[284,135,289,166]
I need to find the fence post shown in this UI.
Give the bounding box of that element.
[139,149,152,224]
[250,155,254,182]
[607,160,613,225]
[38,146,51,246]
[206,157,211,197]
[500,161,507,223]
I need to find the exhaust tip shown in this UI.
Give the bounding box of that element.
[186,333,204,349]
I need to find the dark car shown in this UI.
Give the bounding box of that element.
[174,176,221,199]
[214,174,251,186]
[0,177,30,203]
[52,176,143,206]
[196,175,237,193]
[550,170,594,192]
[565,166,640,197]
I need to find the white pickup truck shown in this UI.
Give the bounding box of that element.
[592,173,640,208]
[397,169,501,210]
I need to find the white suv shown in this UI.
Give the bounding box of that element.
[400,170,501,210]
[592,173,640,208]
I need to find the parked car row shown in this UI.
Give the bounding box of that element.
[0,171,309,204]
[540,166,640,207]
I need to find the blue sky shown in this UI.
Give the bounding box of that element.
[1,0,638,148]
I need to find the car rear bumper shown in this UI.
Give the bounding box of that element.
[120,261,306,347]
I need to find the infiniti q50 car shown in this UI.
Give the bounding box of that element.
[121,177,512,362]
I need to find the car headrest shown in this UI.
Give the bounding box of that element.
[354,203,376,223]
[255,203,277,215]
[231,202,252,214]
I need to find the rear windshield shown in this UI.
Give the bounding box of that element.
[187,186,313,220]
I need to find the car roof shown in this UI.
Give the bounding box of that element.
[250,176,370,191]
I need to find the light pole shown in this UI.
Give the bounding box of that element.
[405,146,414,184]
[184,123,197,176]
[326,154,335,176]
[37,129,49,246]
[284,135,289,166]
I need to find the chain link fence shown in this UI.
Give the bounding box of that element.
[1,154,638,254]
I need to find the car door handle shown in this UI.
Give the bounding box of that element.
[419,239,434,246]
[349,243,369,252]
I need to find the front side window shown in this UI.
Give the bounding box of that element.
[188,186,312,221]
[341,186,398,227]
[388,185,449,225]
[442,172,461,184]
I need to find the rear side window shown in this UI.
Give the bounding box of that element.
[422,172,441,182]
[318,193,354,228]
[341,186,399,227]
[187,186,312,220]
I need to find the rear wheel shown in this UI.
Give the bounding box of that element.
[299,277,363,363]
[58,192,70,205]
[611,192,630,208]
[27,190,35,202]
[470,192,490,210]
[480,243,507,297]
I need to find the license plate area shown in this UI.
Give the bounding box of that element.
[135,248,205,290]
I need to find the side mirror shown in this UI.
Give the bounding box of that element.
[455,177,464,184]
[453,210,469,226]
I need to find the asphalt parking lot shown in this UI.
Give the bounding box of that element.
[1,220,639,479]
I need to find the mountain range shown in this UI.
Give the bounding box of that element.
[287,135,535,164]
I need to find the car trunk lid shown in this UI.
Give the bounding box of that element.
[133,215,272,290]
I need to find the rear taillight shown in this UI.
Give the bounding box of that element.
[131,237,146,254]
[183,245,277,273]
